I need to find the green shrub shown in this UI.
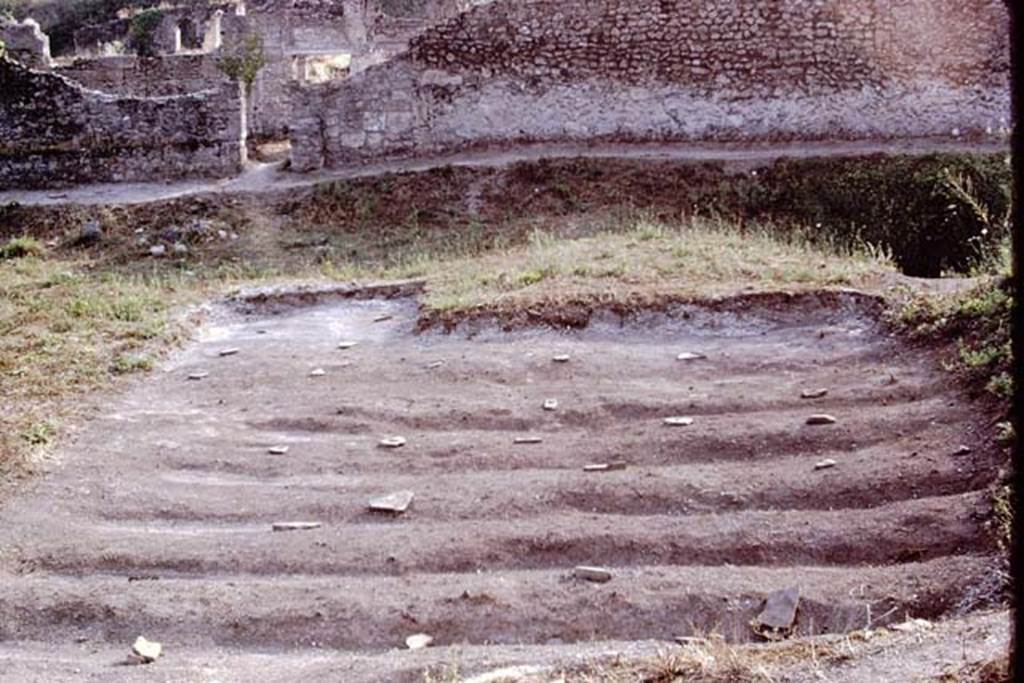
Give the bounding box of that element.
[127,8,163,57]
[216,33,266,95]
[896,276,1013,399]
[0,236,45,259]
[748,155,1012,277]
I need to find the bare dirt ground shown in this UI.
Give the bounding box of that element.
[0,287,1008,681]
[0,139,1005,208]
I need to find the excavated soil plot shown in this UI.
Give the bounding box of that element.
[0,291,1004,681]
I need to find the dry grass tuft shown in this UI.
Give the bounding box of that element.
[563,637,843,683]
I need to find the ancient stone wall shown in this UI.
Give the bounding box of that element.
[0,57,244,189]
[55,54,229,97]
[245,0,471,138]
[289,0,1011,171]
[0,18,53,69]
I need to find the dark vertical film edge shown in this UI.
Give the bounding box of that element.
[1010,0,1024,679]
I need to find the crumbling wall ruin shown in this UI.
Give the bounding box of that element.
[0,57,244,189]
[289,0,1011,171]
[244,0,474,138]
[0,17,53,69]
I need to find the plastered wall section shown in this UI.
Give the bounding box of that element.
[0,58,244,189]
[289,0,1011,171]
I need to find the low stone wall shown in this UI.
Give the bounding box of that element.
[55,54,229,97]
[289,0,1011,171]
[0,58,244,189]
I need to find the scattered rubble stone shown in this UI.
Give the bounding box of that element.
[573,566,613,583]
[272,522,321,532]
[405,633,433,650]
[752,586,800,640]
[954,445,973,456]
[268,446,290,455]
[552,355,571,363]
[374,314,393,323]
[677,352,707,361]
[514,436,544,444]
[218,348,240,357]
[583,462,627,473]
[815,459,838,471]
[130,636,162,664]
[187,372,208,381]
[543,399,559,411]
[149,245,166,257]
[379,436,407,449]
[806,414,837,425]
[79,220,102,244]
[663,416,695,427]
[309,368,326,377]
[369,491,415,514]
[891,618,934,633]
[338,341,358,350]
[801,388,829,399]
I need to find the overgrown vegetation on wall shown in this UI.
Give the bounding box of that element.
[126,7,162,56]
[216,32,266,95]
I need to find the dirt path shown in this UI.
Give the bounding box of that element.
[0,139,1006,208]
[0,291,1005,681]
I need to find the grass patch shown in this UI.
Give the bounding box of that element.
[893,273,1013,400]
[0,256,188,473]
[407,216,894,315]
[1,235,45,260]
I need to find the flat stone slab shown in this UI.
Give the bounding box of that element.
[271,522,321,532]
[552,355,571,364]
[801,388,829,399]
[309,368,326,377]
[268,446,290,455]
[337,341,358,350]
[513,437,544,445]
[752,586,801,639]
[405,634,433,650]
[369,491,415,514]
[543,399,559,411]
[373,314,393,323]
[218,348,240,357]
[663,416,694,427]
[676,352,706,361]
[806,414,837,426]
[187,372,209,381]
[583,462,627,473]
[814,459,838,471]
[573,566,613,583]
[378,436,407,449]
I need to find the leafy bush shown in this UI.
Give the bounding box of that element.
[895,276,1013,399]
[0,235,45,259]
[127,7,162,57]
[748,155,1012,277]
[216,33,266,95]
